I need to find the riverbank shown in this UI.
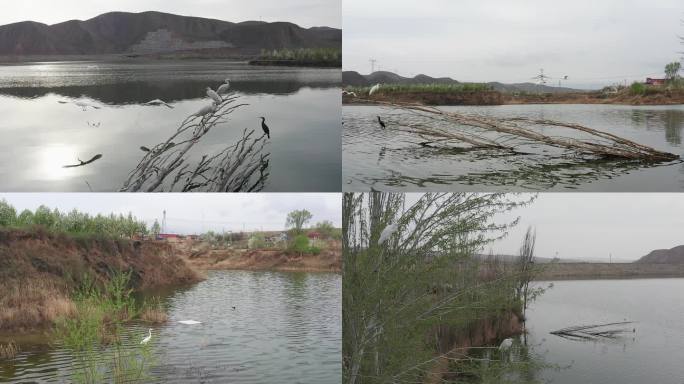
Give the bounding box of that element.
[534,262,684,280]
[0,228,202,333]
[343,89,684,106]
[426,311,524,383]
[181,246,342,273]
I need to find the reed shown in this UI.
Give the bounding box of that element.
[0,341,19,360]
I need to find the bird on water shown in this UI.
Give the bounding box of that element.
[259,117,271,139]
[217,79,231,94]
[377,116,386,129]
[140,328,152,344]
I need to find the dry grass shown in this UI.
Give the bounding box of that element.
[0,280,76,332]
[140,307,168,324]
[0,341,19,360]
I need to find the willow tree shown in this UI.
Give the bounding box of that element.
[343,193,534,384]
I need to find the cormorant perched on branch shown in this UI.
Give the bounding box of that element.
[260,117,271,139]
[377,116,386,129]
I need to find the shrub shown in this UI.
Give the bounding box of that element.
[291,235,310,254]
[629,82,646,95]
[309,246,322,255]
[248,233,266,249]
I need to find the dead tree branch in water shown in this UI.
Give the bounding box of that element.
[121,92,270,192]
[551,321,635,341]
[360,100,679,162]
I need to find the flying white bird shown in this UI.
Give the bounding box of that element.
[178,320,202,325]
[144,99,174,108]
[74,101,101,111]
[206,87,222,104]
[140,328,152,344]
[217,79,231,94]
[378,223,398,245]
[369,84,381,96]
[194,103,216,117]
[498,338,513,351]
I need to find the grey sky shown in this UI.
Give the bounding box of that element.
[489,193,684,262]
[0,193,341,235]
[0,0,340,28]
[344,0,683,89]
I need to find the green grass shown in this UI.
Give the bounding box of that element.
[257,48,341,64]
[348,83,493,95]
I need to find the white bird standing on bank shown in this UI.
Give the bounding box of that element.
[217,79,231,94]
[194,103,216,117]
[369,84,381,96]
[498,338,513,351]
[206,87,222,104]
[378,223,398,245]
[178,320,202,325]
[140,328,152,344]
[144,99,174,108]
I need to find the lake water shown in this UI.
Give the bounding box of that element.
[0,270,342,383]
[0,61,341,192]
[343,104,684,191]
[523,278,684,384]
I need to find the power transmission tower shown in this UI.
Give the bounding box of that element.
[369,58,377,73]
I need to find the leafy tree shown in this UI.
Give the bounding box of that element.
[16,209,33,226]
[285,209,313,234]
[291,234,310,255]
[0,199,16,226]
[665,61,681,81]
[314,220,341,239]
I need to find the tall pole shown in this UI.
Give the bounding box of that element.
[369,58,377,73]
[161,210,166,234]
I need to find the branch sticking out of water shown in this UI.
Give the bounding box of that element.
[121,92,270,192]
[550,321,635,341]
[362,100,680,162]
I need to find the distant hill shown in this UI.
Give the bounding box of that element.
[343,70,581,93]
[0,11,340,56]
[636,245,684,264]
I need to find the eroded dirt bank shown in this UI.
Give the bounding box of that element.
[425,311,524,384]
[0,228,202,333]
[179,244,342,273]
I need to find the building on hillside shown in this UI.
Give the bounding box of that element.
[157,233,183,242]
[266,232,288,245]
[645,78,666,86]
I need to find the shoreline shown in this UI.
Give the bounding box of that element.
[533,262,684,280]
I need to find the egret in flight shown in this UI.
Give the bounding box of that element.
[259,117,271,139]
[217,79,231,94]
[378,223,398,245]
[206,87,222,104]
[144,99,174,108]
[178,320,202,325]
[369,84,380,96]
[140,329,152,344]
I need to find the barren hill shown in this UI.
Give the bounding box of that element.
[636,245,684,264]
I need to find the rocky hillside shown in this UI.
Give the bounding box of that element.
[636,245,684,264]
[0,11,340,56]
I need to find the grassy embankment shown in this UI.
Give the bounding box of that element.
[249,48,341,67]
[534,262,684,280]
[345,83,502,105]
[344,81,684,106]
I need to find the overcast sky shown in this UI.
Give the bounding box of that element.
[487,193,684,262]
[0,0,340,28]
[344,0,683,89]
[0,193,341,234]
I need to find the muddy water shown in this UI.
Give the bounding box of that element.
[343,104,684,191]
[0,270,341,383]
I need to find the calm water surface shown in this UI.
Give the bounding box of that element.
[0,270,341,383]
[0,61,341,191]
[343,104,684,191]
[524,278,684,384]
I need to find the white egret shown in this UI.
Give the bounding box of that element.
[206,87,222,104]
[140,328,152,344]
[217,79,231,94]
[194,103,216,117]
[74,101,100,111]
[144,99,174,108]
[369,84,380,96]
[498,338,513,351]
[378,223,398,245]
[178,320,202,325]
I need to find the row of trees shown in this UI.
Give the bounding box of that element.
[286,209,342,239]
[0,199,147,238]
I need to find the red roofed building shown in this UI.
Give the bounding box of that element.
[646,78,666,86]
